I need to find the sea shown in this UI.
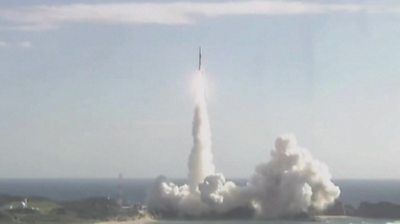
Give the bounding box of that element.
[1,179,400,206]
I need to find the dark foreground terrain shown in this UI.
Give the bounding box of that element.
[320,200,400,219]
[1,193,400,224]
[0,194,145,224]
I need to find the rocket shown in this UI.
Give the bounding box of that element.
[198,47,202,71]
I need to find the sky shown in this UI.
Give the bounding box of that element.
[0,0,400,179]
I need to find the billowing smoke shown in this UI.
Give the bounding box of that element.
[146,71,340,219]
[248,134,340,218]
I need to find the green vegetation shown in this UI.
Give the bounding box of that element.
[7,199,61,214]
[0,194,144,224]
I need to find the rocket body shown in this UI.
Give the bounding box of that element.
[198,47,202,71]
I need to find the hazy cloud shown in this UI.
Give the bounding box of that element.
[0,40,32,48]
[0,40,8,47]
[17,41,32,48]
[0,1,399,31]
[8,24,58,32]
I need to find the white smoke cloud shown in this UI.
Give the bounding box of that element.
[146,72,340,219]
[248,134,340,218]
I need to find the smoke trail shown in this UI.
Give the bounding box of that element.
[146,71,340,219]
[188,71,215,191]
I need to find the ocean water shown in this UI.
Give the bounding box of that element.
[0,179,400,206]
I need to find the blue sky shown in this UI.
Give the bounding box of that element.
[1,0,400,179]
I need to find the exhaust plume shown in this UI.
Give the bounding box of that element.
[188,71,215,191]
[146,71,340,219]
